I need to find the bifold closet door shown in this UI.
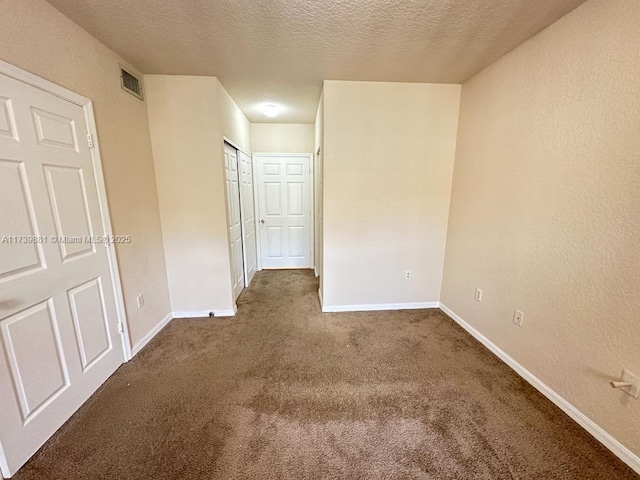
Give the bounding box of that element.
[238,150,257,286]
[223,143,245,301]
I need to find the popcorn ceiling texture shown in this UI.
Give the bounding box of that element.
[442,0,640,459]
[45,0,586,122]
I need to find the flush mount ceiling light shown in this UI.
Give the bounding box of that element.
[262,103,280,118]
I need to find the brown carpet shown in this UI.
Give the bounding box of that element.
[13,270,637,479]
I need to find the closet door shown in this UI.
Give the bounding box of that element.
[223,143,244,301]
[238,150,257,286]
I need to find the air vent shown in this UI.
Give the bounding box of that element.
[120,68,143,100]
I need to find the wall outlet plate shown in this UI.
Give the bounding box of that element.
[475,288,482,302]
[513,310,524,327]
[136,294,144,309]
[620,369,640,399]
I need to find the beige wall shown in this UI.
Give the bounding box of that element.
[145,75,251,315]
[0,0,171,346]
[442,0,640,457]
[323,81,460,309]
[314,93,325,289]
[251,123,314,153]
[145,75,231,314]
[220,83,251,153]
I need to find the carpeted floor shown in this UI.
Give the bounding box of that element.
[13,270,637,479]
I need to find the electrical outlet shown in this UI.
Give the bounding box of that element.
[136,294,144,309]
[513,309,524,327]
[475,288,483,302]
[405,271,411,280]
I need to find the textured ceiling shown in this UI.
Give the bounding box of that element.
[46,0,586,123]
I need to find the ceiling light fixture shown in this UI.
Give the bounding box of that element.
[262,103,279,118]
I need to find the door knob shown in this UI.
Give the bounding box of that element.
[260,219,265,224]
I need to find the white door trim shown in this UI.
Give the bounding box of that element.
[0,60,131,364]
[252,154,262,270]
[222,135,251,159]
[253,152,314,271]
[0,438,7,480]
[309,153,315,272]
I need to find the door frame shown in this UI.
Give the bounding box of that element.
[252,152,314,271]
[222,137,254,288]
[0,61,132,368]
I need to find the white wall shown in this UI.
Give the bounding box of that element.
[145,75,251,315]
[442,0,640,459]
[251,123,314,153]
[322,81,460,310]
[0,0,171,346]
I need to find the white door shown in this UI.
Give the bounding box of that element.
[256,154,312,269]
[224,144,244,301]
[238,150,257,286]
[0,72,124,476]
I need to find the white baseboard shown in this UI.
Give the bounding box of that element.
[439,303,640,475]
[172,305,237,319]
[318,288,323,308]
[314,267,319,278]
[322,301,439,313]
[130,305,238,357]
[131,312,172,357]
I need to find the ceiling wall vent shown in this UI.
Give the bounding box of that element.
[120,67,143,100]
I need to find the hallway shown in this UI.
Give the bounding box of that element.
[13,270,635,479]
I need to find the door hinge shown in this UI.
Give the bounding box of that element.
[87,133,95,148]
[118,322,124,334]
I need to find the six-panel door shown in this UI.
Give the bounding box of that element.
[256,154,312,269]
[0,72,124,476]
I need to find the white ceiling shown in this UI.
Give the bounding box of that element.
[46,0,586,123]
